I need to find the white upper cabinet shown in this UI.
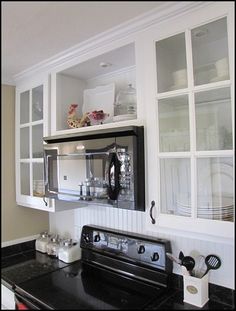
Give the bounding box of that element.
[50,41,143,136]
[15,78,53,211]
[15,78,83,213]
[144,3,234,241]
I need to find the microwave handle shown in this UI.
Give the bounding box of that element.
[107,153,120,200]
[44,155,49,185]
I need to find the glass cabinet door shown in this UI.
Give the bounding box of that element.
[18,84,45,199]
[154,16,234,228]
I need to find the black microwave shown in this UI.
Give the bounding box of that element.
[43,126,145,211]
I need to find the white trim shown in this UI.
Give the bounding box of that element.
[13,2,209,84]
[1,235,39,248]
[2,79,16,86]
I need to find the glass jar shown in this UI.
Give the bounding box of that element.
[94,178,107,198]
[114,84,137,118]
[46,235,61,257]
[35,231,52,253]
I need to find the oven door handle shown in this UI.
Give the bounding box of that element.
[107,152,120,200]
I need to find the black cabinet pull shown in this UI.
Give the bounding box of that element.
[43,196,48,206]
[150,200,156,224]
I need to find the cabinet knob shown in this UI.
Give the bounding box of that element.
[137,245,145,254]
[150,200,156,224]
[151,252,159,261]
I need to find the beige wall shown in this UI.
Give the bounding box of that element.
[1,84,49,243]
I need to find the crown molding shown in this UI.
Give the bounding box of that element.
[13,1,210,84]
[2,77,16,86]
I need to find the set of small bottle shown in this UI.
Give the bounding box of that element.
[78,177,107,200]
[35,231,81,263]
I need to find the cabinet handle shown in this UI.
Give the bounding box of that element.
[150,200,156,224]
[43,196,48,206]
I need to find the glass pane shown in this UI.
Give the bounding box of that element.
[20,127,29,158]
[158,95,190,152]
[160,158,191,216]
[195,87,232,151]
[20,163,30,195]
[192,17,229,85]
[33,163,44,197]
[156,33,187,92]
[32,124,43,158]
[20,91,30,124]
[197,157,234,222]
[32,85,43,121]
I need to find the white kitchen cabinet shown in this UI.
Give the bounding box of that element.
[144,3,234,241]
[15,77,54,211]
[50,40,144,136]
[15,78,82,213]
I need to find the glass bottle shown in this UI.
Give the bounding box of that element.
[114,84,137,117]
[46,235,61,257]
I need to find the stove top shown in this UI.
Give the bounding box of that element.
[15,261,165,310]
[2,251,69,286]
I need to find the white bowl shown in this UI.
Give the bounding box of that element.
[172,69,187,86]
[215,57,229,77]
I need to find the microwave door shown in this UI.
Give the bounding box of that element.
[44,148,115,205]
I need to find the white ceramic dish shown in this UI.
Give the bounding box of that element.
[83,83,115,123]
[210,75,229,82]
[169,84,187,91]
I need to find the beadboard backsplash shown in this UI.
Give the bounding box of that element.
[49,205,235,289]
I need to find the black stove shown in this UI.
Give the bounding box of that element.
[14,225,173,310]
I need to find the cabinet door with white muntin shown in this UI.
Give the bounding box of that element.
[15,78,53,211]
[145,4,234,240]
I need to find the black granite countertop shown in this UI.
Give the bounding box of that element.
[1,240,234,310]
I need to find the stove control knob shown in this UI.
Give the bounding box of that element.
[151,252,159,261]
[83,234,90,243]
[94,234,100,242]
[137,245,145,254]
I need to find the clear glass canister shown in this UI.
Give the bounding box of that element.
[35,231,51,253]
[46,235,61,257]
[114,84,137,117]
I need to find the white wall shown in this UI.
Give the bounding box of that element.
[50,204,234,289]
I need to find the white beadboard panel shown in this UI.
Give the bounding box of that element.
[49,209,75,239]
[49,205,234,289]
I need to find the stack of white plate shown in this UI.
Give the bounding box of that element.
[176,195,234,221]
